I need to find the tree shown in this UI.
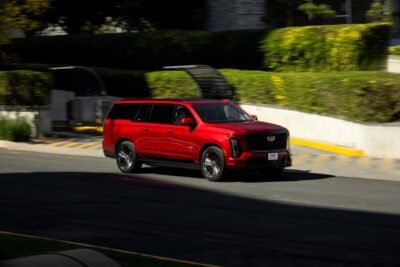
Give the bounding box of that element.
[0,0,50,44]
[367,0,390,22]
[298,2,336,24]
[42,0,205,34]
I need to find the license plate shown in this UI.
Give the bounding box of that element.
[268,153,279,161]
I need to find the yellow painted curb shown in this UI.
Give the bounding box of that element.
[73,126,103,134]
[291,137,365,157]
[0,230,218,267]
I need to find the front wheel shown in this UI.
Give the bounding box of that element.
[116,141,141,173]
[201,146,226,181]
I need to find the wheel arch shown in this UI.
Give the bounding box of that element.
[199,143,225,163]
[115,138,134,153]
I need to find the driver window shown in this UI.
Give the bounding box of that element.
[173,105,193,125]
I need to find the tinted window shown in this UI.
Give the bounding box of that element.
[107,104,141,120]
[134,104,151,122]
[173,105,194,125]
[148,104,175,124]
[193,103,251,123]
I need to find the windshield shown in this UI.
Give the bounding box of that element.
[193,102,252,123]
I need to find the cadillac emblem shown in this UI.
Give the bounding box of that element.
[267,136,276,142]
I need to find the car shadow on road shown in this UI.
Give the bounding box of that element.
[239,169,334,183]
[0,171,400,267]
[135,166,334,183]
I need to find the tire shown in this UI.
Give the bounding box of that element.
[201,146,226,181]
[116,141,141,173]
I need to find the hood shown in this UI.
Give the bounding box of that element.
[205,121,288,135]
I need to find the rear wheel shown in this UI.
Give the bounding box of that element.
[201,146,226,181]
[116,141,141,173]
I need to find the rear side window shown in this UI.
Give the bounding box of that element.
[106,104,141,120]
[148,104,175,124]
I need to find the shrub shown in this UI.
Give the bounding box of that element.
[220,69,400,122]
[389,45,400,56]
[0,64,194,98]
[150,69,400,123]
[145,71,198,98]
[0,70,53,106]
[0,119,31,141]
[261,23,391,71]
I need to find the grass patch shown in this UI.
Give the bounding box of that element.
[0,232,208,267]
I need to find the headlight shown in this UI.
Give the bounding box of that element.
[230,138,241,158]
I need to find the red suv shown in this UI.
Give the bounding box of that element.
[102,99,292,181]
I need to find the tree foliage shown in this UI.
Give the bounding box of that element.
[44,0,205,34]
[298,3,336,18]
[0,0,50,44]
[367,1,390,22]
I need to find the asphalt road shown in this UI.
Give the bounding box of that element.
[1,148,400,266]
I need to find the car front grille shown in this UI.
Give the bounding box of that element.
[247,132,287,151]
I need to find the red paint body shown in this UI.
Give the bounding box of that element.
[102,99,292,171]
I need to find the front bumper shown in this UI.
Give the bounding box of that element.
[226,150,292,170]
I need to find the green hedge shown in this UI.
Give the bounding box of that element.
[0,64,149,98]
[261,23,391,71]
[2,64,399,122]
[0,70,53,106]
[389,45,400,56]
[0,119,31,141]
[5,30,266,70]
[147,69,400,123]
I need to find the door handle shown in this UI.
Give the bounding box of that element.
[168,129,175,133]
[142,128,148,131]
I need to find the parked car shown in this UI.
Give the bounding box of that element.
[102,98,292,181]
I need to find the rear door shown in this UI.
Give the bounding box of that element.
[140,103,175,158]
[166,104,198,160]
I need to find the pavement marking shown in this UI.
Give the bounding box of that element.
[72,142,101,149]
[47,140,78,147]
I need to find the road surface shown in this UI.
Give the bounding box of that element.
[0,147,400,266]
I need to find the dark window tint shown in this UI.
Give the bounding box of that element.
[173,105,194,125]
[148,104,175,124]
[193,103,251,123]
[106,104,140,120]
[134,104,151,122]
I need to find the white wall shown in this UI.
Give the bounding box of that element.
[241,104,400,159]
[388,55,400,73]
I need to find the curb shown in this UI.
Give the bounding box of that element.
[291,137,365,157]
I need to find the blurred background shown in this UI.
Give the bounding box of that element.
[0,0,399,137]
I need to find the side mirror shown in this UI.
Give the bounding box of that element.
[250,115,258,121]
[180,117,195,126]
